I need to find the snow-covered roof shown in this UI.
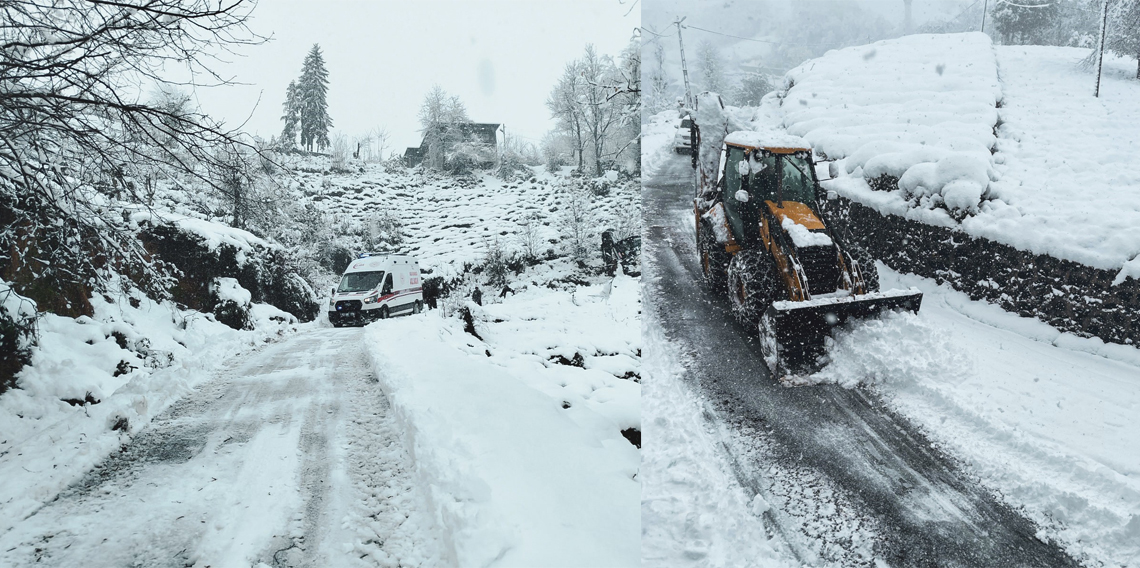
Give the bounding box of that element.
[345,255,417,274]
[724,130,810,151]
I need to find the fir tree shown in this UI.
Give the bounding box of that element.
[298,44,332,152]
[280,80,299,149]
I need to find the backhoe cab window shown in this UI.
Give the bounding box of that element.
[744,153,778,201]
[338,271,385,293]
[721,146,747,241]
[779,154,816,205]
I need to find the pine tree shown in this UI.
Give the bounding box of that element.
[280,80,299,149]
[298,44,332,152]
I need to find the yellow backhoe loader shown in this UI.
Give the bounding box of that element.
[694,129,923,380]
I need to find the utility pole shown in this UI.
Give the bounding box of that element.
[981,0,989,33]
[1095,0,1108,97]
[675,17,694,111]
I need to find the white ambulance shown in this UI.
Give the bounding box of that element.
[329,254,423,327]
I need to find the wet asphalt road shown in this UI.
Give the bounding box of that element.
[643,159,1078,568]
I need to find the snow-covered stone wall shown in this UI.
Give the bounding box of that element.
[826,195,1139,347]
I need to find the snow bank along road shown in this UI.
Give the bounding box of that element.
[643,158,1077,568]
[0,326,440,568]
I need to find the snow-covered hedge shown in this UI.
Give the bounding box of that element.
[781,33,1000,218]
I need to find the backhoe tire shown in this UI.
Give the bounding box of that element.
[698,221,731,290]
[849,246,880,293]
[726,249,782,327]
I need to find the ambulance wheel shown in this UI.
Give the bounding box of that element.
[379,306,390,319]
[413,300,423,314]
[331,320,343,328]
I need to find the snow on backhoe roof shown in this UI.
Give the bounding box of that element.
[724,130,810,151]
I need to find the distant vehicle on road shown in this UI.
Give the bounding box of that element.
[674,116,694,155]
[329,253,423,327]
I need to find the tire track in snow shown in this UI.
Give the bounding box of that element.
[0,327,439,568]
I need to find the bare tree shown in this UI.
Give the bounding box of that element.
[371,127,391,162]
[647,32,671,113]
[546,62,587,172]
[580,45,624,177]
[0,0,266,311]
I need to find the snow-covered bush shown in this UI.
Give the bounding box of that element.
[330,133,351,172]
[559,183,597,263]
[481,238,516,288]
[780,33,1001,218]
[0,284,37,393]
[318,241,355,275]
[366,210,405,251]
[445,140,496,175]
[516,211,545,262]
[210,277,252,330]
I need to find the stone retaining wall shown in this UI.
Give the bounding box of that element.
[825,196,1139,346]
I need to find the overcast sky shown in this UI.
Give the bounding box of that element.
[189,0,639,154]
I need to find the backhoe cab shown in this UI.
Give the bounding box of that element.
[695,131,922,380]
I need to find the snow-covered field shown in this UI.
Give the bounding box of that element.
[809,265,1140,567]
[364,265,641,567]
[294,162,640,279]
[775,33,1140,278]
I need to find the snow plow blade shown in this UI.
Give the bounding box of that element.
[759,288,923,382]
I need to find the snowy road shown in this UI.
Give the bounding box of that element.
[643,158,1077,567]
[0,327,439,568]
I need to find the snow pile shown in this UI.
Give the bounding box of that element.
[724,129,808,150]
[802,309,971,389]
[130,209,273,255]
[1,282,37,321]
[781,33,1000,216]
[0,287,299,527]
[813,265,1140,566]
[641,316,795,567]
[781,218,833,248]
[211,277,252,305]
[364,275,640,567]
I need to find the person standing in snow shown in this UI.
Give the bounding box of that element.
[601,229,618,276]
[472,286,483,306]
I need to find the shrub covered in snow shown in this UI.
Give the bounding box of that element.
[0,284,37,394]
[779,33,1000,218]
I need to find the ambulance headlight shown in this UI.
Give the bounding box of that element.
[363,292,379,304]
